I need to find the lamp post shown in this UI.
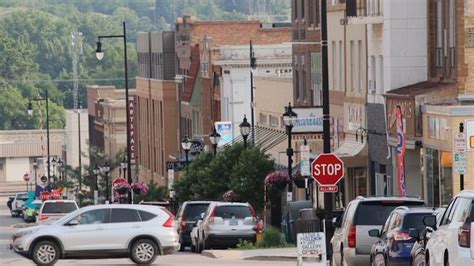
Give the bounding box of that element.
[181,136,192,165]
[250,41,257,144]
[51,158,57,182]
[32,159,39,188]
[28,93,51,181]
[209,128,221,157]
[57,158,63,180]
[92,165,100,205]
[239,115,251,148]
[102,161,111,203]
[282,103,297,201]
[96,21,131,203]
[121,157,127,179]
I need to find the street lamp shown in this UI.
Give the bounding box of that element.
[209,128,221,157]
[32,159,39,188]
[120,157,127,179]
[95,21,132,203]
[239,115,251,148]
[92,165,100,204]
[51,157,57,181]
[28,93,51,181]
[102,161,111,202]
[181,136,192,165]
[282,102,297,199]
[57,158,63,180]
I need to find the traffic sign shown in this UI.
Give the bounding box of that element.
[23,173,30,182]
[454,133,466,153]
[312,154,344,187]
[454,153,467,174]
[300,145,311,176]
[319,185,338,193]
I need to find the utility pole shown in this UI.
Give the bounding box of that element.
[72,31,83,191]
[321,0,334,259]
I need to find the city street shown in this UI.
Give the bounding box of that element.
[0,195,294,266]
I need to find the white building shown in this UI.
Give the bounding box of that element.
[65,109,89,170]
[214,44,292,138]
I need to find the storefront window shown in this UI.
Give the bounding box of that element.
[349,167,367,198]
[425,148,453,207]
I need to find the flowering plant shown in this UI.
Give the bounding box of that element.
[264,171,290,187]
[131,182,149,195]
[222,190,238,202]
[113,182,130,195]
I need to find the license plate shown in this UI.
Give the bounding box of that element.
[229,220,238,226]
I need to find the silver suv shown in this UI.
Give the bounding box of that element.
[330,196,425,265]
[195,202,257,251]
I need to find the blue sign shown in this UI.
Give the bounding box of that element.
[215,121,233,147]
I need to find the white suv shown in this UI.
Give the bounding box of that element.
[37,200,79,224]
[425,190,474,265]
[10,204,180,265]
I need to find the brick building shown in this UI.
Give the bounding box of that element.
[175,16,291,146]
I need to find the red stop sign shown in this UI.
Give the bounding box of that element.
[23,173,30,182]
[312,154,344,186]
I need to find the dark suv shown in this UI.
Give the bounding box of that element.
[176,201,213,251]
[368,207,434,265]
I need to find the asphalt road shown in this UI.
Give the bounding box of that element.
[0,194,294,266]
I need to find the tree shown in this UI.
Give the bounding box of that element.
[174,143,275,212]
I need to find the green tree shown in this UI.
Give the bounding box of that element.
[174,143,275,212]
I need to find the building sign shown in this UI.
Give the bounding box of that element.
[129,98,137,160]
[292,107,323,133]
[386,96,419,138]
[215,121,233,147]
[465,120,474,151]
[345,103,364,132]
[190,140,204,156]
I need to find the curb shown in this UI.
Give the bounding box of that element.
[244,256,296,261]
[200,250,218,259]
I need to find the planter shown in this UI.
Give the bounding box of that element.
[272,181,287,190]
[115,187,129,195]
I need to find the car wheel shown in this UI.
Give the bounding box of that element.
[32,240,60,266]
[372,254,386,266]
[130,239,158,265]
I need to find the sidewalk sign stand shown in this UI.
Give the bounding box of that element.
[297,231,327,266]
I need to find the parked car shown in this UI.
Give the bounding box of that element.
[368,206,435,265]
[410,207,446,266]
[36,200,78,225]
[330,196,425,266]
[196,202,258,251]
[7,196,14,210]
[22,200,43,223]
[425,190,474,265]
[10,192,29,217]
[176,201,213,251]
[10,204,180,265]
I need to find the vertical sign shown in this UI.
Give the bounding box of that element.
[167,169,174,190]
[129,98,137,160]
[396,106,406,196]
[300,145,311,176]
[215,121,233,147]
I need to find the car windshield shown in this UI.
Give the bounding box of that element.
[42,202,78,214]
[403,213,433,231]
[355,201,425,225]
[17,193,28,200]
[183,204,210,221]
[215,205,252,219]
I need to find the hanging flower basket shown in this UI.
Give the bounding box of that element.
[131,182,149,195]
[222,190,238,202]
[113,182,130,195]
[265,171,290,190]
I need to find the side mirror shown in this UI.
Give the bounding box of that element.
[423,215,437,229]
[66,219,79,226]
[200,212,205,220]
[332,217,342,228]
[368,229,380,238]
[409,228,420,240]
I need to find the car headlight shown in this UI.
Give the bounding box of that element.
[13,229,38,239]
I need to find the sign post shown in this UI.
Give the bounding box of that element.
[23,172,30,191]
[456,123,466,190]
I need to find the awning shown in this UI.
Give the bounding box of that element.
[333,137,368,167]
[226,126,287,152]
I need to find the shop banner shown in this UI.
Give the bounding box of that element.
[396,106,406,196]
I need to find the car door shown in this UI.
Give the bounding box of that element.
[105,208,143,250]
[60,208,111,251]
[428,198,457,264]
[445,197,473,263]
[378,213,395,259]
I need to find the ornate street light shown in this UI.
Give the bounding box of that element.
[282,102,297,199]
[181,136,192,165]
[102,161,111,202]
[209,128,221,157]
[239,115,251,148]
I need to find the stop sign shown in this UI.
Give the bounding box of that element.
[23,173,30,182]
[312,154,344,186]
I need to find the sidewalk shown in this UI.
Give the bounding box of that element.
[201,247,298,261]
[0,182,27,195]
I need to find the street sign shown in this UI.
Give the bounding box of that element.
[311,154,344,187]
[319,185,338,193]
[454,133,466,153]
[287,192,293,202]
[454,153,467,174]
[167,169,174,190]
[166,161,186,171]
[300,145,311,176]
[23,173,30,182]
